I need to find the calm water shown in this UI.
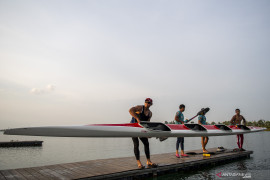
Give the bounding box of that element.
[0,131,269,179]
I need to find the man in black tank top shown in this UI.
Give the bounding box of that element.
[129,98,157,169]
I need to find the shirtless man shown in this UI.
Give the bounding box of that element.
[230,109,247,151]
[129,98,157,169]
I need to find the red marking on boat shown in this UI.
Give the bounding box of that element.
[228,125,241,129]
[202,125,220,130]
[86,123,143,128]
[167,124,190,130]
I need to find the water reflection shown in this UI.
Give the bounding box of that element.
[0,131,269,180]
[151,131,270,180]
[237,161,247,170]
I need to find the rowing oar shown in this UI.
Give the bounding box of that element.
[157,107,210,142]
[185,107,210,123]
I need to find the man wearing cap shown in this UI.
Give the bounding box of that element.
[129,98,157,169]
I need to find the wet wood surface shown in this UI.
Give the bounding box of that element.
[0,147,252,180]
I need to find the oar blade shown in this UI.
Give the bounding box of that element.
[197,107,210,115]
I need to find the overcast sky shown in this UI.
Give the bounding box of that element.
[0,0,269,129]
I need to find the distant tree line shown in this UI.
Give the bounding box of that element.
[165,121,195,124]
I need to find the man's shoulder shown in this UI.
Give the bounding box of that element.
[176,111,181,115]
[133,105,143,111]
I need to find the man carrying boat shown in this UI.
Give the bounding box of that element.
[175,104,189,158]
[198,109,209,153]
[129,98,157,169]
[230,109,247,151]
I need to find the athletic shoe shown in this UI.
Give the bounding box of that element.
[181,154,189,157]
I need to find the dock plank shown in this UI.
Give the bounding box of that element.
[1,170,18,180]
[7,170,27,180]
[59,163,92,178]
[0,171,6,180]
[23,168,48,180]
[81,159,131,175]
[15,169,36,180]
[0,172,6,180]
[57,163,86,177]
[70,161,108,177]
[30,167,58,180]
[46,164,78,179]
[34,166,68,180]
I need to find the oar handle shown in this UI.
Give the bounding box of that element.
[185,107,210,123]
[186,115,198,123]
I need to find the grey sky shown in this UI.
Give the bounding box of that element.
[0,0,270,129]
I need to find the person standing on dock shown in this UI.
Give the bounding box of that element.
[198,109,209,153]
[129,98,157,169]
[175,104,189,158]
[230,108,247,151]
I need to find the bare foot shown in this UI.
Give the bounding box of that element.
[203,150,208,153]
[147,162,158,168]
[137,162,145,169]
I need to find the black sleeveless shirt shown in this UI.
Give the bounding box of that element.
[131,105,150,123]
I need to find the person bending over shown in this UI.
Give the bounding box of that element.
[129,98,157,169]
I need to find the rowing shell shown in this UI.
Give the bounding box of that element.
[4,122,265,138]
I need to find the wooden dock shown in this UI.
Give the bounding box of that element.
[0,147,252,180]
[0,141,43,148]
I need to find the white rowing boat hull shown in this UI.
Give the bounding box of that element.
[4,122,265,138]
